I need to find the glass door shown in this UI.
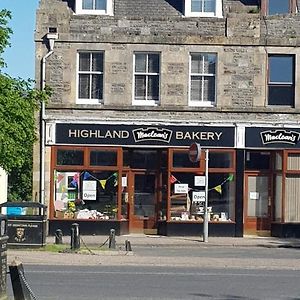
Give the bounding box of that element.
[128,172,157,233]
[244,174,271,235]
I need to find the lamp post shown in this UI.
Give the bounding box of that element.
[189,143,209,242]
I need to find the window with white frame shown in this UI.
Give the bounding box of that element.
[134,53,160,105]
[268,54,295,106]
[75,0,113,15]
[77,52,104,104]
[189,53,216,106]
[184,0,223,17]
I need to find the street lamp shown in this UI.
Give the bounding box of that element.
[189,143,209,242]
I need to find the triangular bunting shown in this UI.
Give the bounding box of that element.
[228,174,234,182]
[99,179,107,190]
[214,185,222,194]
[170,175,178,184]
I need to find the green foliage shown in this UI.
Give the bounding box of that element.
[0,9,12,68]
[0,9,50,201]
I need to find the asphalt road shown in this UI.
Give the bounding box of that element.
[7,264,300,300]
[6,244,300,300]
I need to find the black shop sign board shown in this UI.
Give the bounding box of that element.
[7,219,46,247]
[246,127,300,148]
[55,123,235,147]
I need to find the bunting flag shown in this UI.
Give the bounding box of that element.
[170,175,178,184]
[99,179,107,190]
[83,172,92,180]
[70,173,80,187]
[228,174,234,182]
[214,185,222,194]
[57,173,64,183]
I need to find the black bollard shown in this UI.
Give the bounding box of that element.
[125,240,132,251]
[108,229,116,249]
[55,229,63,244]
[70,223,80,250]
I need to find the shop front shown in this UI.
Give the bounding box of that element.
[47,122,240,236]
[245,127,300,238]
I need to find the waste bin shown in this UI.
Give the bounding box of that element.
[0,214,8,299]
[0,202,47,247]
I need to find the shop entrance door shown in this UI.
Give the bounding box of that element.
[244,174,271,236]
[128,172,157,234]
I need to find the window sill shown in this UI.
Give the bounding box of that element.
[76,99,104,105]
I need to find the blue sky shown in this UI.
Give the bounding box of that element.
[1,0,39,80]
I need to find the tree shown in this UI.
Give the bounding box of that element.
[0,9,49,201]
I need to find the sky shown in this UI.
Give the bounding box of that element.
[1,0,39,80]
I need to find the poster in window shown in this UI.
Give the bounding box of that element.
[82,180,97,201]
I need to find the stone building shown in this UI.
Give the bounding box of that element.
[34,0,300,237]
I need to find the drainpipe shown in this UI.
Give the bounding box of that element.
[40,32,58,205]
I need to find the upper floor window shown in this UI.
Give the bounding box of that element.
[77,52,104,104]
[189,53,217,106]
[268,54,295,106]
[262,0,297,16]
[184,0,223,17]
[75,0,113,15]
[133,53,160,105]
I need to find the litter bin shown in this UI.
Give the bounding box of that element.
[0,202,47,247]
[0,214,8,299]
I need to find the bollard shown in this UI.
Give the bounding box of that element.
[55,229,63,244]
[125,240,132,251]
[108,229,116,249]
[70,223,80,250]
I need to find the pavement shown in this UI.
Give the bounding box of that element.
[6,234,300,270]
[47,233,300,249]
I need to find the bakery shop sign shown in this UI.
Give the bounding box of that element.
[55,123,235,147]
[261,129,300,145]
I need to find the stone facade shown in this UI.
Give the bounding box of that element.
[34,0,300,205]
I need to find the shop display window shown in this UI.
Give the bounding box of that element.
[54,170,118,220]
[57,149,84,165]
[172,150,200,168]
[209,151,233,168]
[285,174,300,222]
[90,150,117,166]
[169,172,235,222]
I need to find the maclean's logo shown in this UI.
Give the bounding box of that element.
[260,130,300,145]
[132,127,172,143]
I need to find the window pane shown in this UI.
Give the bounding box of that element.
[191,55,203,73]
[135,75,146,99]
[91,74,103,99]
[204,54,216,73]
[191,0,202,12]
[173,151,199,168]
[79,53,90,71]
[204,0,215,12]
[268,85,294,106]
[90,150,117,166]
[92,53,103,72]
[203,76,215,102]
[131,150,157,169]
[148,54,159,73]
[95,0,106,10]
[135,54,147,72]
[209,152,232,168]
[269,56,293,83]
[245,152,270,170]
[269,0,289,15]
[287,153,300,170]
[57,150,84,165]
[82,0,93,9]
[191,76,202,101]
[79,74,90,99]
[285,175,300,222]
[147,75,159,100]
